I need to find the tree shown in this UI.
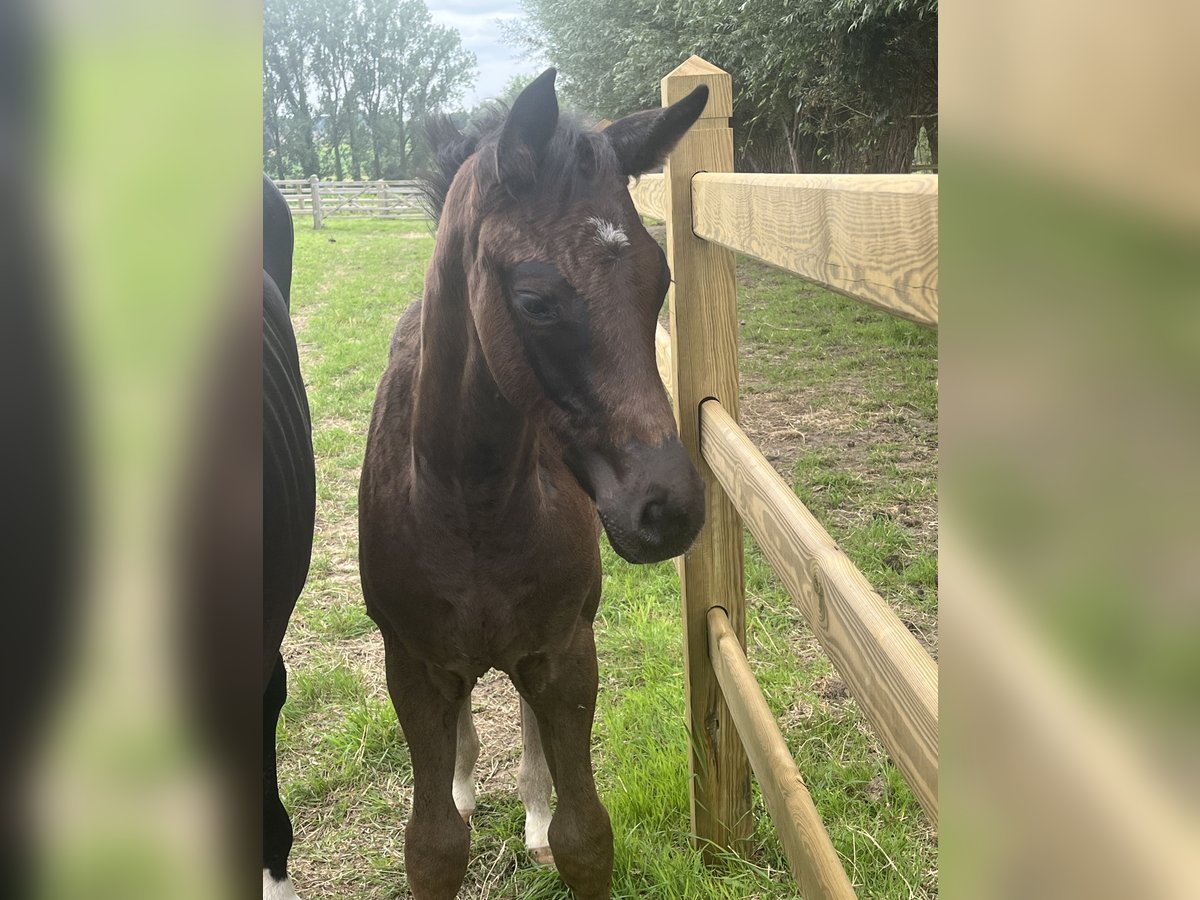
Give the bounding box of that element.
[506,0,937,173]
[498,73,537,106]
[504,0,686,118]
[310,0,359,180]
[262,0,476,179]
[264,0,320,178]
[349,0,475,178]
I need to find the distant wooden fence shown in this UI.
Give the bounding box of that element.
[628,57,938,897]
[275,177,427,228]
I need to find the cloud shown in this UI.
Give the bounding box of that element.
[427,0,545,105]
[429,0,521,14]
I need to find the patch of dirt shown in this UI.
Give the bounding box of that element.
[813,674,851,712]
[739,388,862,473]
[778,696,815,734]
[465,670,525,799]
[740,387,936,488]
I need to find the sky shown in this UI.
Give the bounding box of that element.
[426,0,546,107]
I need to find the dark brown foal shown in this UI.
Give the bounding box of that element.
[358,70,710,899]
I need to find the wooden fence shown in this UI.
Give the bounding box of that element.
[275,177,427,228]
[629,56,938,897]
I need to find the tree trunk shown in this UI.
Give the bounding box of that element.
[396,121,409,178]
[297,104,319,178]
[265,106,286,179]
[862,117,919,173]
[347,107,363,180]
[783,119,799,173]
[371,125,383,181]
[273,130,286,180]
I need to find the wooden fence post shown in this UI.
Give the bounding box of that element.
[309,175,323,229]
[661,55,751,859]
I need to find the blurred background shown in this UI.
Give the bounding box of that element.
[0,0,1195,896]
[941,2,1198,897]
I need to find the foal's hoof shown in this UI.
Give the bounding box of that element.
[459,808,475,827]
[529,846,555,869]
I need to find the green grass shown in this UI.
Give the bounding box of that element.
[279,217,938,898]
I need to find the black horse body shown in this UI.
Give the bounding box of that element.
[262,175,315,897]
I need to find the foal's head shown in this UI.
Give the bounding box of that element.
[426,69,707,563]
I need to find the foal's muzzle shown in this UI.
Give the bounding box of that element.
[592,438,705,564]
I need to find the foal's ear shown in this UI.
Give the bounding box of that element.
[496,68,559,190]
[605,86,710,177]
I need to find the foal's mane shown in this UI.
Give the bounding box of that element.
[420,108,620,225]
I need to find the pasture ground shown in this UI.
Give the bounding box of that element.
[280,218,938,898]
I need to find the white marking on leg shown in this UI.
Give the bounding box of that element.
[518,699,554,852]
[586,216,629,252]
[263,868,300,900]
[453,692,479,818]
[525,799,553,852]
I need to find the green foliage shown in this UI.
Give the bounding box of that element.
[499,72,538,106]
[449,72,540,134]
[507,0,937,173]
[263,0,476,180]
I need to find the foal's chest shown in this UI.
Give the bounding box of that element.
[381,486,603,670]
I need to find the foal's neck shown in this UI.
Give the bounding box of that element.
[411,228,538,501]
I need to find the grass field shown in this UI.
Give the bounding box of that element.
[279,217,938,898]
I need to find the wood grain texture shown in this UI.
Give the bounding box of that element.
[946,546,1199,897]
[691,173,938,327]
[309,175,323,229]
[661,59,753,857]
[662,55,735,118]
[629,173,666,221]
[700,400,939,824]
[708,608,858,899]
[654,323,673,397]
[657,324,682,600]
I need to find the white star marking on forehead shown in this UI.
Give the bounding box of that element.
[585,216,630,252]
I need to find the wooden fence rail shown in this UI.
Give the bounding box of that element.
[701,399,939,821]
[638,55,939,896]
[691,173,939,327]
[708,608,857,899]
[635,171,938,327]
[273,178,428,228]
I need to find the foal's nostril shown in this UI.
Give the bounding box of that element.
[639,499,667,533]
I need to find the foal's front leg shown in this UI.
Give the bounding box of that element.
[382,635,472,900]
[516,622,613,900]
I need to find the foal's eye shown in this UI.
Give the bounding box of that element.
[514,291,558,324]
